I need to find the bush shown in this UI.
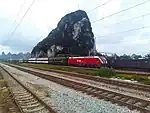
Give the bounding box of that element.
[91,67,116,77]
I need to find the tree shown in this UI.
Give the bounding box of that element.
[144,53,150,59]
[131,54,142,59]
[1,52,5,56]
[120,54,131,59]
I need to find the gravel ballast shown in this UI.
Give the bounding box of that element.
[1,63,140,113]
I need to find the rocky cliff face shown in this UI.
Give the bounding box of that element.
[31,10,96,57]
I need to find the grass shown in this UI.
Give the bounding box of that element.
[0,79,13,113]
[0,80,6,87]
[0,72,19,113]
[20,63,96,75]
[115,74,150,85]
[19,63,150,85]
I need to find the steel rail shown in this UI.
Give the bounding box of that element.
[7,64,150,113]
[0,65,57,113]
[12,64,150,92]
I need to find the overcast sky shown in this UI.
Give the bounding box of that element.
[0,0,150,55]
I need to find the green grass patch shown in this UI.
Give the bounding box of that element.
[0,80,5,87]
[89,67,116,77]
[115,74,150,85]
[19,63,95,75]
[0,79,12,113]
[19,63,150,85]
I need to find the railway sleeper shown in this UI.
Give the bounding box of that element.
[77,85,89,90]
[146,105,150,109]
[76,86,88,91]
[16,95,34,101]
[87,89,98,94]
[18,98,37,104]
[90,91,104,97]
[140,103,150,111]
[19,101,39,107]
[12,89,27,93]
[105,96,150,112]
[127,99,138,104]
[85,89,98,95]
[23,106,45,113]
[72,84,83,89]
[15,94,32,99]
[134,101,150,109]
[106,94,116,98]
[126,99,137,104]
[100,92,110,96]
[119,97,130,102]
[14,92,31,96]
[113,95,123,100]
[21,103,41,109]
[84,87,93,91]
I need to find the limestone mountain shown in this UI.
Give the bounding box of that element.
[31,10,96,57]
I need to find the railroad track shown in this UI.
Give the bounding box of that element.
[28,64,150,76]
[12,64,150,92]
[115,69,150,76]
[0,66,56,113]
[6,64,150,113]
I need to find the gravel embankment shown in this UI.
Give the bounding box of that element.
[1,63,140,113]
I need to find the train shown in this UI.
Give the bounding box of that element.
[21,55,150,71]
[23,56,108,68]
[107,58,150,71]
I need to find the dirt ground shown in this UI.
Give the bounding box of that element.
[0,75,20,113]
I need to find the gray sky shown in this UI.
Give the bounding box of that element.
[0,0,150,55]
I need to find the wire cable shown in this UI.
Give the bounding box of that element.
[87,0,112,13]
[5,0,35,45]
[101,12,150,28]
[97,25,150,37]
[1,0,26,51]
[92,0,150,23]
[11,0,26,28]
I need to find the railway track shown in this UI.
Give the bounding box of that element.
[22,63,150,76]
[0,66,56,113]
[115,69,150,76]
[73,66,150,76]
[12,64,150,92]
[6,64,150,113]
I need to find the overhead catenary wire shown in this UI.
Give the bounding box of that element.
[87,0,112,14]
[1,0,26,52]
[11,0,26,28]
[100,12,150,28]
[4,0,35,45]
[97,25,150,37]
[92,0,150,23]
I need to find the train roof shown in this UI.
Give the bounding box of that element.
[69,56,102,58]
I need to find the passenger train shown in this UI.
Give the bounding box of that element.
[24,56,108,68]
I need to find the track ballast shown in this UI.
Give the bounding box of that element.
[0,65,56,113]
[8,64,150,113]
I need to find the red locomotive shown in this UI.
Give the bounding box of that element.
[68,56,107,67]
